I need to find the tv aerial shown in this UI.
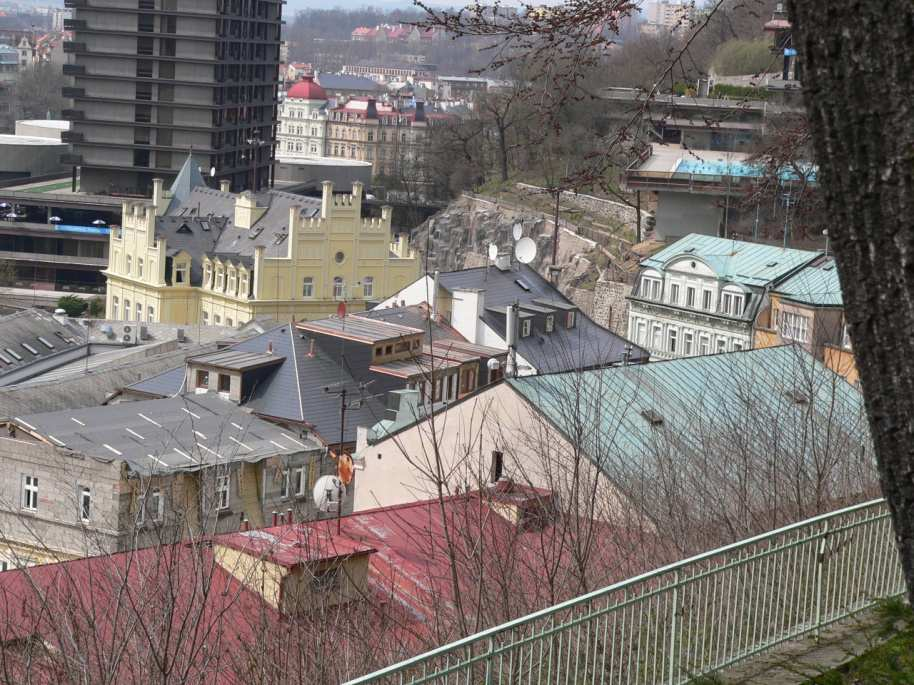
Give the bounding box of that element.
[514,237,537,264]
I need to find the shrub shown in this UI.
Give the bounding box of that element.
[712,39,775,76]
[56,295,87,317]
[87,296,105,318]
[710,83,768,100]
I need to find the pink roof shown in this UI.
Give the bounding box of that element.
[286,75,326,100]
[0,488,654,682]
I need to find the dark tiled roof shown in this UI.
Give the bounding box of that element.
[356,304,464,344]
[437,265,648,372]
[126,325,385,443]
[14,393,320,476]
[0,309,84,382]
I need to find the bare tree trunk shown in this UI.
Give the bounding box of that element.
[789,0,914,602]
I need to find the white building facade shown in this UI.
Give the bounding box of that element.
[627,234,821,361]
[278,76,328,158]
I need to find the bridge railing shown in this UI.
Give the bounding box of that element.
[345,499,903,685]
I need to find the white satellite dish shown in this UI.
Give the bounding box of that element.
[515,237,537,264]
[210,166,217,178]
[313,474,345,513]
[487,243,498,260]
[512,223,523,241]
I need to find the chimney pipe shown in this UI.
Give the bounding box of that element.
[505,303,517,377]
[267,341,273,355]
[271,511,278,526]
[219,179,231,193]
[287,507,293,524]
[308,338,315,357]
[431,270,440,320]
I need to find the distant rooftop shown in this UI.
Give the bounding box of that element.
[641,234,821,288]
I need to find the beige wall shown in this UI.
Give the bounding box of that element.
[353,383,626,521]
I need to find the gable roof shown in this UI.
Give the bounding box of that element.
[641,234,821,288]
[126,324,385,443]
[772,262,843,307]
[508,346,869,474]
[437,264,648,371]
[166,153,207,211]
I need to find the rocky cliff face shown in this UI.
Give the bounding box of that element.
[410,195,634,335]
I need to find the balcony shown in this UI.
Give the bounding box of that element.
[61,131,85,143]
[63,18,87,30]
[62,87,85,98]
[62,64,86,76]
[60,153,84,165]
[63,42,87,53]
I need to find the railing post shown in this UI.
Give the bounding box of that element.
[814,519,830,642]
[484,636,494,684]
[668,569,680,683]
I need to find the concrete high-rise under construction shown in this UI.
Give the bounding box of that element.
[62,0,280,194]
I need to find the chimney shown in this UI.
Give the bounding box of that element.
[219,179,231,193]
[287,507,293,523]
[494,253,511,271]
[272,511,278,526]
[52,308,68,325]
[431,270,440,320]
[490,481,555,531]
[307,338,315,357]
[415,100,426,122]
[267,341,273,355]
[366,98,378,119]
[321,180,334,218]
[152,177,164,213]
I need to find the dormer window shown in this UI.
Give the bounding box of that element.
[566,311,576,329]
[521,319,531,337]
[174,262,188,284]
[215,267,224,291]
[721,291,745,317]
[640,276,661,300]
[240,273,249,297]
[204,262,212,288]
[228,269,237,296]
[126,254,132,275]
[545,314,554,333]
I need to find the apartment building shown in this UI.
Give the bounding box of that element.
[278,75,327,157]
[0,391,326,566]
[627,234,821,360]
[103,155,420,325]
[63,0,282,194]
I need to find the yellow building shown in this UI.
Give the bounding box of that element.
[104,156,419,326]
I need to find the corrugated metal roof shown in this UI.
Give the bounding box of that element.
[355,305,464,343]
[13,393,320,476]
[509,346,869,475]
[642,234,821,287]
[189,349,285,371]
[772,263,843,306]
[298,316,423,343]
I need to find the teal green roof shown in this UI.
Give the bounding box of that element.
[508,346,869,476]
[772,263,843,307]
[643,234,821,288]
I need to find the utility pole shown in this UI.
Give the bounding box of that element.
[552,188,560,266]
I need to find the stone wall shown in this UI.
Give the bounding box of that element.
[515,183,651,236]
[592,279,633,336]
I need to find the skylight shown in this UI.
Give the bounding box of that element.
[21,343,38,355]
[4,348,22,361]
[37,336,54,349]
[515,279,531,292]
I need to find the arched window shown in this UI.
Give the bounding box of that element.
[333,277,344,299]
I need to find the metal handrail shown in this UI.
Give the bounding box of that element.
[346,498,902,684]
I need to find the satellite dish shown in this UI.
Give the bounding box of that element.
[313,474,345,513]
[512,223,523,241]
[515,237,537,264]
[210,166,217,178]
[487,243,498,260]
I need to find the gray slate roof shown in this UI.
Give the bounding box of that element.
[356,304,464,344]
[298,316,423,343]
[189,349,285,371]
[316,73,383,93]
[437,265,649,372]
[14,393,320,476]
[0,309,85,384]
[126,324,386,443]
[166,153,207,212]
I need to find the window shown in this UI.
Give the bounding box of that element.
[137,257,144,278]
[196,369,209,388]
[640,277,661,300]
[667,328,678,354]
[21,475,37,511]
[139,489,164,524]
[291,467,305,496]
[302,276,313,297]
[545,314,554,333]
[228,270,237,295]
[214,314,221,325]
[842,323,852,350]
[334,251,345,264]
[226,318,233,327]
[202,310,209,324]
[521,319,531,337]
[651,325,663,351]
[702,289,713,311]
[136,302,142,321]
[698,334,710,355]
[715,338,727,354]
[174,262,188,284]
[779,310,810,343]
[124,299,131,320]
[215,475,230,510]
[566,311,576,329]
[333,277,344,299]
[683,330,694,356]
[281,469,290,499]
[721,291,744,317]
[204,263,212,288]
[218,374,231,393]
[126,254,132,275]
[636,320,647,345]
[669,283,680,305]
[732,340,744,351]
[686,286,696,308]
[147,305,155,322]
[79,486,91,522]
[215,268,224,290]
[240,274,248,296]
[112,296,119,319]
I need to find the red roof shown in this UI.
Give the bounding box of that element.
[0,488,655,682]
[286,75,326,101]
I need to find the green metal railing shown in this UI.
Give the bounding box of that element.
[346,499,903,685]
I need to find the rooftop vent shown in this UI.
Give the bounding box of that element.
[640,408,664,426]
[37,336,54,349]
[766,261,778,268]
[784,389,809,404]
[21,343,38,355]
[683,247,695,253]
[515,279,531,292]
